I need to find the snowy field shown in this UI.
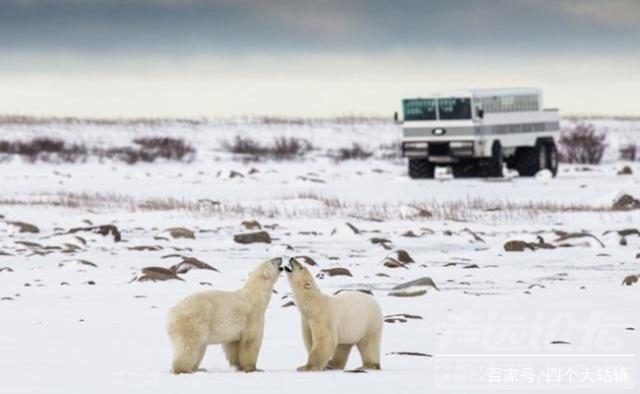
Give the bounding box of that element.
[1,118,639,393]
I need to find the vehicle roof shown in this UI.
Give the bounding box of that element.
[403,87,541,99]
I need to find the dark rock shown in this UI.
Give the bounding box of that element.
[67,225,121,242]
[320,267,352,277]
[392,277,439,291]
[241,220,261,230]
[617,166,633,175]
[7,221,39,233]
[553,231,605,248]
[331,222,360,235]
[128,245,163,251]
[622,274,638,286]
[386,351,431,357]
[388,290,427,297]
[293,256,317,266]
[136,267,184,282]
[370,237,392,249]
[58,259,97,268]
[385,318,407,323]
[461,228,484,242]
[603,228,640,237]
[333,289,373,296]
[384,313,423,321]
[383,257,409,269]
[169,256,220,274]
[612,194,640,211]
[233,231,271,244]
[165,227,195,239]
[504,240,535,252]
[395,250,415,264]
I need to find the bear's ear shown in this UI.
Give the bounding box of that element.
[304,281,311,289]
[262,269,272,280]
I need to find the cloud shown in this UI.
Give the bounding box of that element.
[535,0,640,28]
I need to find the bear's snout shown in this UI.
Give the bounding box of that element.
[286,257,303,272]
[270,257,283,270]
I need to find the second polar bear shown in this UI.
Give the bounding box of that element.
[167,257,282,374]
[285,257,383,371]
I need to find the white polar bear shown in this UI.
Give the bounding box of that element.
[284,257,383,371]
[166,257,282,374]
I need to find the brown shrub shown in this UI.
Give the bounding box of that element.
[558,123,606,164]
[272,136,312,159]
[619,144,637,162]
[133,137,195,161]
[333,143,373,161]
[0,138,88,163]
[221,136,312,160]
[0,136,195,164]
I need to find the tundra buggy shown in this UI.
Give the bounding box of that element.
[400,88,559,178]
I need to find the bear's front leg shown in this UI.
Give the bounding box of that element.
[297,321,336,372]
[301,319,313,354]
[238,321,265,373]
[238,336,264,372]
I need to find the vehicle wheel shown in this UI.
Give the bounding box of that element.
[408,159,435,179]
[478,141,503,177]
[546,140,558,177]
[452,160,477,178]
[516,140,547,177]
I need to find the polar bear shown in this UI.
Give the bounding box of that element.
[284,257,383,371]
[167,257,282,374]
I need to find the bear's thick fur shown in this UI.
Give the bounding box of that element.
[285,257,383,371]
[167,257,282,374]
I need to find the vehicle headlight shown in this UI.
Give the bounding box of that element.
[404,142,428,149]
[450,141,473,149]
[449,141,474,157]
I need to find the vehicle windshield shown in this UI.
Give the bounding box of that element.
[403,99,436,121]
[438,97,471,120]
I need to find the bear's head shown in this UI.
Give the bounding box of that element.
[284,257,319,297]
[245,257,283,290]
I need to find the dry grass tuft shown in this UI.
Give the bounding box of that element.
[0,190,620,224]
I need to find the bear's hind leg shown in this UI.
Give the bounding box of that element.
[171,343,206,374]
[356,332,381,370]
[223,341,240,369]
[327,344,352,370]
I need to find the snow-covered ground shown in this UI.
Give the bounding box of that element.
[0,118,639,393]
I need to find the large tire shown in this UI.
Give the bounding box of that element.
[546,140,558,177]
[408,159,435,179]
[478,141,503,177]
[452,160,478,178]
[516,140,547,177]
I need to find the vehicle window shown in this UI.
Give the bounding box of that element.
[403,99,436,121]
[438,98,471,120]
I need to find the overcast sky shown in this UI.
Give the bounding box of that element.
[0,0,638,117]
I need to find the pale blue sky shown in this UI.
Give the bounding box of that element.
[0,0,638,117]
